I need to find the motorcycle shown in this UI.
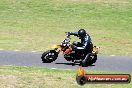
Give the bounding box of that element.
[41,32,99,67]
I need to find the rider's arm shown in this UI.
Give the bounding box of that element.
[68,32,78,36]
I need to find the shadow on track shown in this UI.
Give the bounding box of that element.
[55,62,95,66]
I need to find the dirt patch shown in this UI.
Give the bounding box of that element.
[64,0,130,4]
[0,75,18,88]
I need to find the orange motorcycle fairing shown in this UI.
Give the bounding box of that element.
[50,44,61,49]
[64,47,72,54]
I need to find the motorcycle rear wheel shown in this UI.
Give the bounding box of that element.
[41,50,58,63]
[81,53,97,67]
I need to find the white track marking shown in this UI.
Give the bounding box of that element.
[111,55,115,56]
[0,48,4,50]
[51,68,57,69]
[31,51,37,52]
[14,50,20,51]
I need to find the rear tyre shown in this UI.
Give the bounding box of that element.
[81,53,97,67]
[81,53,91,67]
[90,54,97,64]
[41,50,58,63]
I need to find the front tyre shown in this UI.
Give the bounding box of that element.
[41,50,58,63]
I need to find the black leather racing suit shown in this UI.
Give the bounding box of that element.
[69,32,93,53]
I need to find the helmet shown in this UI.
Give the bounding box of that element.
[78,29,86,38]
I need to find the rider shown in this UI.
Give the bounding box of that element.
[68,29,93,53]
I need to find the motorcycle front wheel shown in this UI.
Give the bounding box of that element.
[41,50,58,63]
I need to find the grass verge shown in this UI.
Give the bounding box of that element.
[0,0,132,55]
[0,65,131,88]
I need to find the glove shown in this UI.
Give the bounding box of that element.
[67,32,71,36]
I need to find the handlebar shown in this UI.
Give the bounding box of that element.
[65,32,70,38]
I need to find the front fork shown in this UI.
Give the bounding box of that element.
[54,48,61,54]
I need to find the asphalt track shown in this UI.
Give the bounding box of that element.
[0,50,132,73]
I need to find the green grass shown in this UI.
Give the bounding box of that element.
[0,65,131,88]
[0,0,132,55]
